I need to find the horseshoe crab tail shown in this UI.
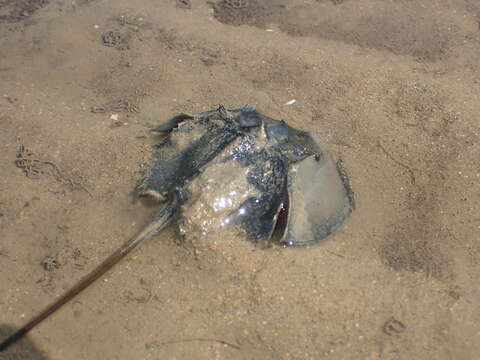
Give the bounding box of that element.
[0,197,179,352]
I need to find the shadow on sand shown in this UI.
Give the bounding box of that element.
[0,325,49,360]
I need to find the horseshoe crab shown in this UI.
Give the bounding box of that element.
[139,104,353,246]
[0,105,353,351]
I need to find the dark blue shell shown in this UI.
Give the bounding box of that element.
[139,105,353,246]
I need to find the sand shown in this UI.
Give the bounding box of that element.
[0,0,479,359]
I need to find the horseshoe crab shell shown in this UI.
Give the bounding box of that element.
[138,105,353,246]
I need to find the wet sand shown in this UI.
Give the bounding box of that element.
[0,0,479,359]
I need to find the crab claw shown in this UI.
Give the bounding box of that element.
[280,153,353,246]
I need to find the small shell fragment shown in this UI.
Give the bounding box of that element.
[284,99,296,105]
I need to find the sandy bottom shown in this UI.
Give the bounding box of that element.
[0,0,479,359]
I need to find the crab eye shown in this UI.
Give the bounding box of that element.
[270,190,289,244]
